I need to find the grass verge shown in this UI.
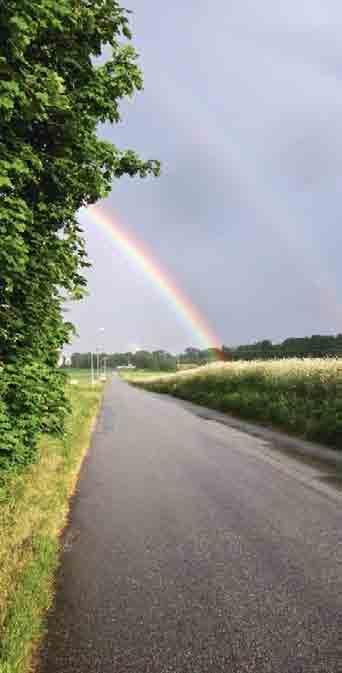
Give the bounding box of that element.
[0,380,104,673]
[120,369,176,383]
[126,359,342,450]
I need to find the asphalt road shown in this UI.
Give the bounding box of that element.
[37,377,342,673]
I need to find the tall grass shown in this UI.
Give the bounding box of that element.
[0,380,104,673]
[129,359,342,450]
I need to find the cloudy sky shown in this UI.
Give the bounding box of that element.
[70,0,342,354]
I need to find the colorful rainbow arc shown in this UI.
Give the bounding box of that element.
[81,204,222,352]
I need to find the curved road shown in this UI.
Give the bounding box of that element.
[38,377,342,672]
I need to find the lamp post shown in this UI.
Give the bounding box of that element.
[90,327,105,384]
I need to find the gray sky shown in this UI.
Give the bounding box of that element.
[70,0,342,354]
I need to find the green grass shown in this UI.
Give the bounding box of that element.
[127,359,342,450]
[0,379,104,673]
[64,368,94,383]
[64,368,114,385]
[120,369,174,382]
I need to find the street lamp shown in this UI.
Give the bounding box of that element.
[90,327,105,384]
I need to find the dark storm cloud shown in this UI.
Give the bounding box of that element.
[70,0,342,353]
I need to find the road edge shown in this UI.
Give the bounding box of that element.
[151,391,342,470]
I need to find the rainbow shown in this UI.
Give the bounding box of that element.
[81,204,222,352]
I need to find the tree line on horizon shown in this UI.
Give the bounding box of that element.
[69,334,342,371]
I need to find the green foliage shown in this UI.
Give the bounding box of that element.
[71,335,342,374]
[0,0,159,467]
[133,359,342,450]
[223,334,342,360]
[178,347,224,365]
[0,380,103,673]
[0,361,69,469]
[71,349,177,371]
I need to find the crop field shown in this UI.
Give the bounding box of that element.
[120,369,176,383]
[126,359,342,450]
[64,369,113,384]
[65,369,96,383]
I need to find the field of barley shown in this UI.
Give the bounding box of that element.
[126,359,342,450]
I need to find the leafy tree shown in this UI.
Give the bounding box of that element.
[0,0,159,468]
[70,353,92,369]
[225,334,342,360]
[179,347,206,364]
[151,350,177,371]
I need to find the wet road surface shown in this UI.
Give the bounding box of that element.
[37,377,342,672]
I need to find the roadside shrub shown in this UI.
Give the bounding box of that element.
[0,360,69,470]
